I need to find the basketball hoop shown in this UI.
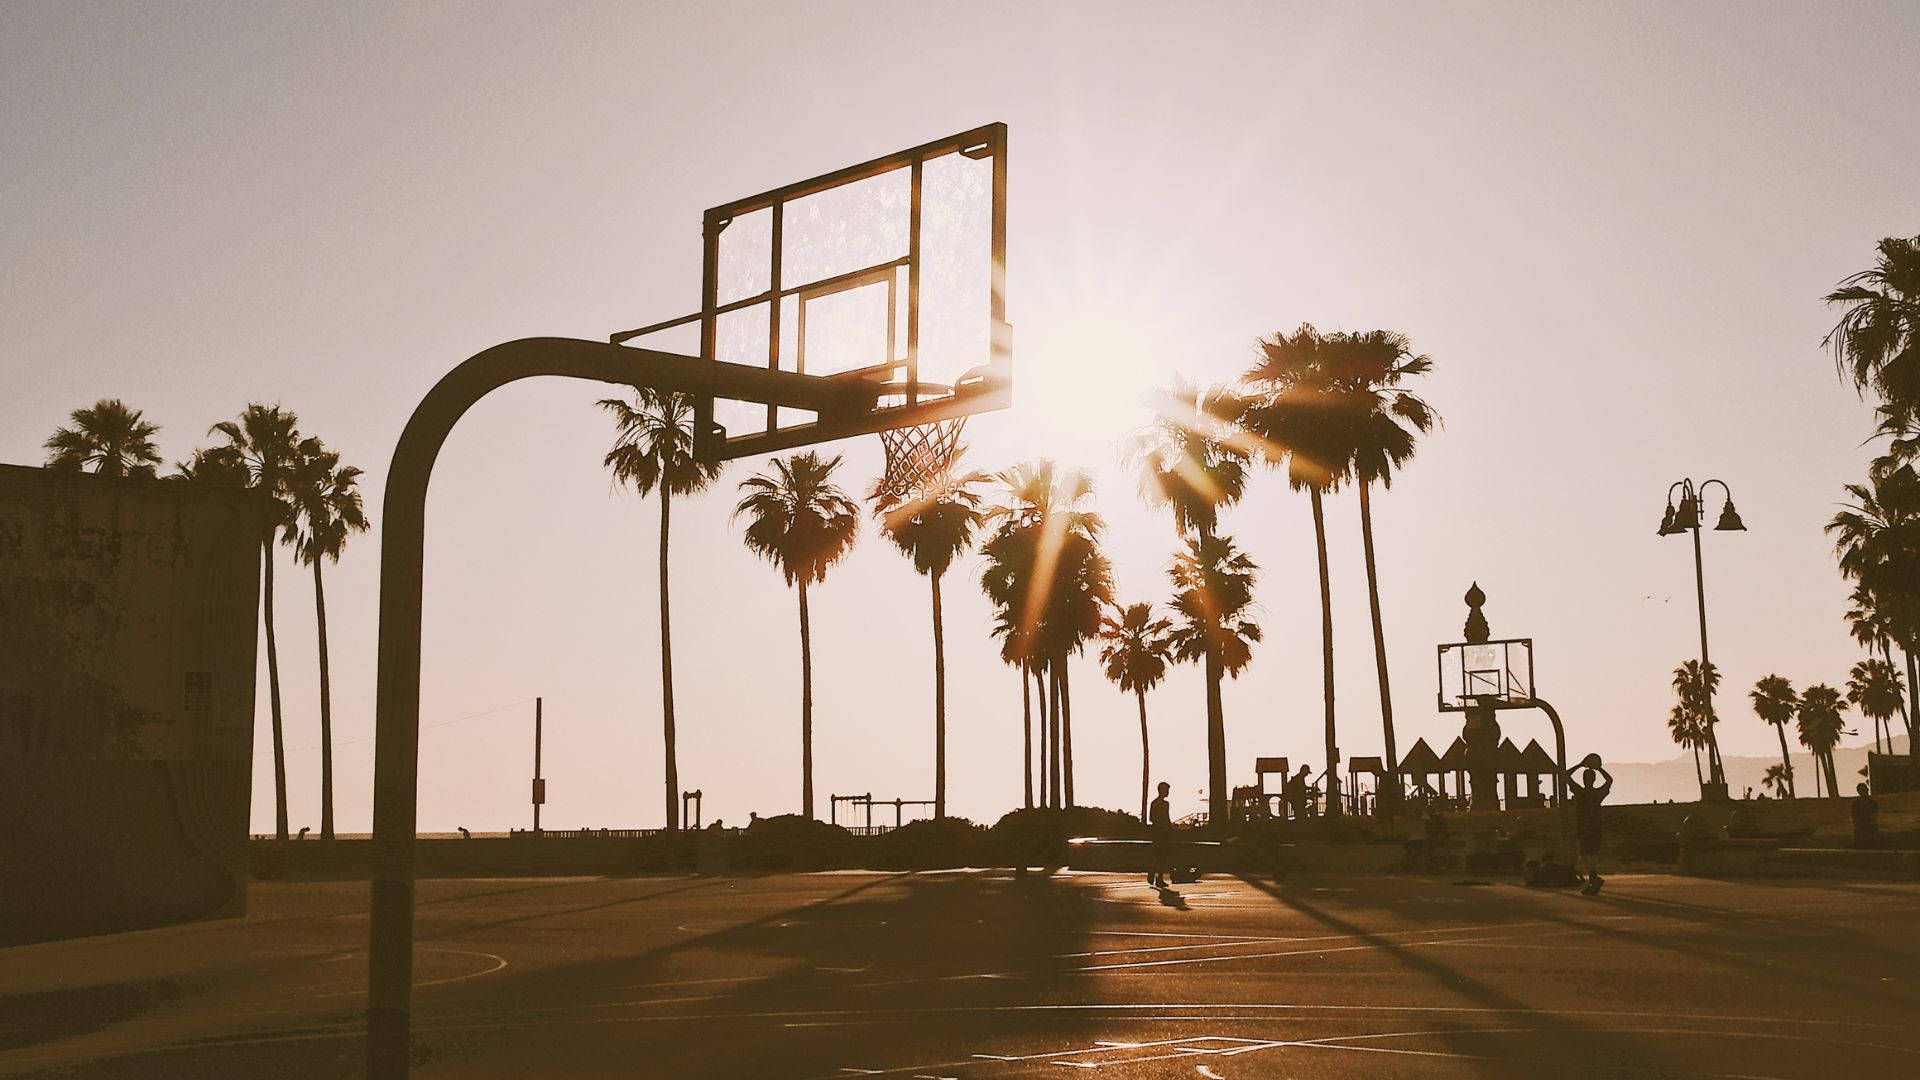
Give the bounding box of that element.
[876,416,967,501]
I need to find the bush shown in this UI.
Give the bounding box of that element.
[983,806,1145,865]
[730,814,854,871]
[870,817,987,870]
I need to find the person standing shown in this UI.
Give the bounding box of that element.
[1565,755,1613,894]
[1851,783,1879,848]
[1148,781,1173,887]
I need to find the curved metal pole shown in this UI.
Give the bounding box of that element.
[1527,697,1572,858]
[367,337,805,1078]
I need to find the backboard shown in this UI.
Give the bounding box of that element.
[1437,637,1534,711]
[614,123,1011,462]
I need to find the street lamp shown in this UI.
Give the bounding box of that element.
[1656,478,1745,801]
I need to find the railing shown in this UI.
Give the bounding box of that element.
[508,827,665,839]
[846,825,894,837]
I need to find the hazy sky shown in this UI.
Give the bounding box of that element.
[5,3,1917,832]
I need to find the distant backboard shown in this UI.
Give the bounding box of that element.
[1437,638,1534,711]
[615,124,1010,462]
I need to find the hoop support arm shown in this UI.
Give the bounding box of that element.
[367,336,846,1077]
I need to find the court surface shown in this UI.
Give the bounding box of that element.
[2,871,1915,1077]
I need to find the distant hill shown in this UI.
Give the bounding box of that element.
[1606,734,1910,804]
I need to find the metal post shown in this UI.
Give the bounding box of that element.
[1689,520,1726,792]
[1530,698,1573,858]
[367,337,847,1079]
[533,697,542,834]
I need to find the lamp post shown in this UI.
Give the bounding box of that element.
[1656,478,1746,801]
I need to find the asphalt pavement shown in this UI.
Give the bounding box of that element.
[1,870,1915,1077]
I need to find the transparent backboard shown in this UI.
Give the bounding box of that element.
[1437,638,1534,711]
[682,124,1009,460]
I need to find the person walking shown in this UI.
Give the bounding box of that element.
[1566,755,1613,894]
[1147,781,1173,887]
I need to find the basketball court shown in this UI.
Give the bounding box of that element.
[3,871,1915,1077]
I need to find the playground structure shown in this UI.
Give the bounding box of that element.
[829,792,935,835]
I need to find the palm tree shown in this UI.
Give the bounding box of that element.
[733,452,860,819]
[1128,378,1249,542]
[172,445,249,486]
[1166,534,1262,824]
[1829,463,1920,739]
[1098,602,1176,821]
[1846,658,1905,755]
[1795,684,1848,797]
[1749,674,1798,798]
[870,463,986,819]
[598,389,724,830]
[1338,332,1438,809]
[1667,702,1706,787]
[1823,235,1920,416]
[1239,324,1354,814]
[211,404,302,840]
[44,399,163,478]
[290,438,368,840]
[1761,762,1793,800]
[980,462,1111,808]
[1671,660,1720,799]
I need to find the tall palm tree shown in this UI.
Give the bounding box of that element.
[211,404,302,840]
[1749,674,1798,798]
[1166,534,1262,824]
[1846,657,1905,754]
[980,462,1111,808]
[1098,601,1176,821]
[1761,763,1793,800]
[1795,684,1848,798]
[1239,324,1357,814]
[45,399,163,478]
[290,438,368,840]
[1829,463,1920,739]
[734,451,860,819]
[1671,660,1720,799]
[870,463,986,819]
[1339,331,1438,808]
[1824,235,1920,417]
[598,389,724,830]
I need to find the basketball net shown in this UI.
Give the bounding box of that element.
[876,416,968,502]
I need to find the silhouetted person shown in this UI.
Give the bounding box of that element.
[1285,765,1313,820]
[1566,756,1613,894]
[1851,783,1879,848]
[1147,781,1173,887]
[458,826,471,839]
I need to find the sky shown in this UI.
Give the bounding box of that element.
[4,2,1917,832]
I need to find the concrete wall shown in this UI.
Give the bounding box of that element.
[0,464,261,936]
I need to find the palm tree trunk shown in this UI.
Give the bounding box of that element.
[1822,750,1838,798]
[1905,648,1918,745]
[263,536,288,840]
[1357,482,1399,813]
[798,579,814,819]
[660,488,679,831]
[1061,665,1075,808]
[1690,742,1702,787]
[1205,649,1226,825]
[1310,487,1340,817]
[313,559,335,839]
[1137,689,1150,823]
[1021,665,1033,809]
[931,571,946,819]
[1774,723,1796,798]
[1033,665,1050,807]
[1050,667,1063,809]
